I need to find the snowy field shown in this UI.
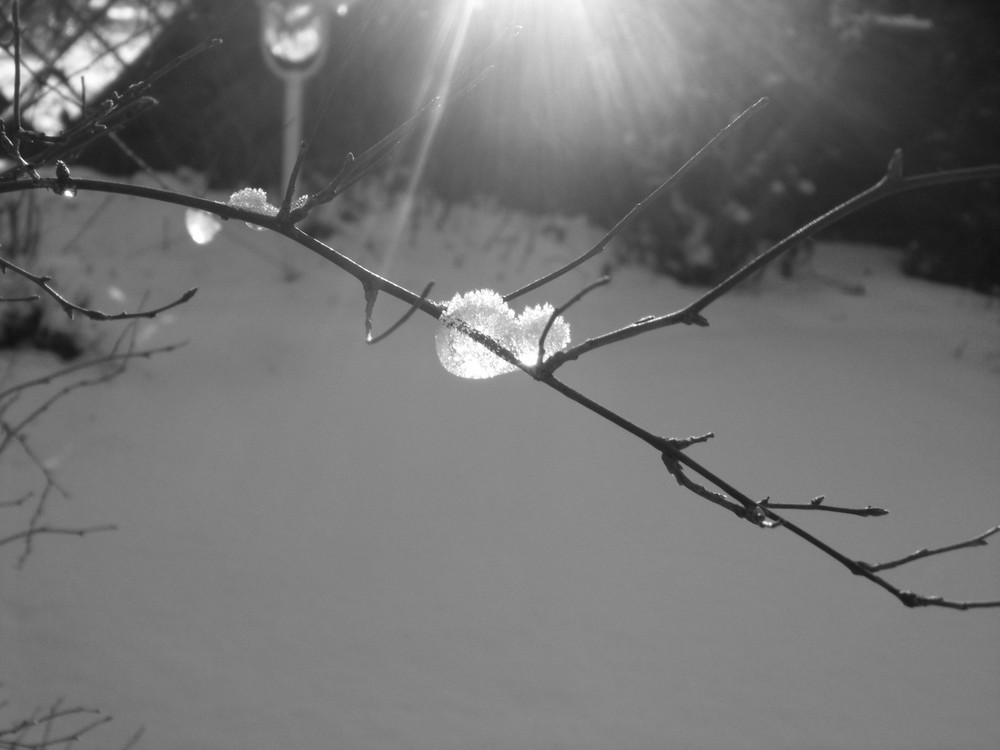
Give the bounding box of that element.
[3,172,999,750]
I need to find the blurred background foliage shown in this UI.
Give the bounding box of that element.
[2,0,998,291]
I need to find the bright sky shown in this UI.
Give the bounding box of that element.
[0,1,181,133]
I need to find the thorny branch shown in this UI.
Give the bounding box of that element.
[5,152,998,608]
[1,4,997,609]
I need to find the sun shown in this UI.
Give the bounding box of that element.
[364,0,695,278]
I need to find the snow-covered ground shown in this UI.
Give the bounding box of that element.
[3,173,999,750]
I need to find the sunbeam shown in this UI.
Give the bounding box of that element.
[374,0,478,281]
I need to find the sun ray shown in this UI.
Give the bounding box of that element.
[375,0,479,281]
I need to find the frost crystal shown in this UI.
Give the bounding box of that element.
[435,289,571,379]
[227,188,308,230]
[514,303,571,367]
[436,289,519,379]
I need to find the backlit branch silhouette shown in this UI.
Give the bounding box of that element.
[2,2,998,610]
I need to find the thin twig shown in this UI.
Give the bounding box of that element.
[859,526,1000,572]
[664,432,715,450]
[1,331,178,565]
[0,491,32,509]
[1,125,997,608]
[1,35,220,182]
[761,510,1000,609]
[291,65,496,220]
[277,139,309,221]
[661,452,748,519]
[1,429,69,502]
[119,726,145,750]
[12,0,22,150]
[363,283,378,342]
[0,712,112,749]
[0,704,109,750]
[535,276,610,372]
[762,498,889,517]
[0,252,197,321]
[542,158,1000,370]
[0,344,171,456]
[504,97,769,303]
[368,281,435,345]
[1,0,39,181]
[0,524,118,550]
[0,342,184,404]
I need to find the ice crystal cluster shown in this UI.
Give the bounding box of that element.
[227,188,307,230]
[435,289,571,379]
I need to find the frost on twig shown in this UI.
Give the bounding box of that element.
[435,289,570,378]
[227,188,308,230]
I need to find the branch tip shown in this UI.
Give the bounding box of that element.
[363,284,378,342]
[663,432,715,451]
[506,98,769,303]
[536,276,610,373]
[886,149,904,182]
[368,281,435,345]
[860,525,1000,573]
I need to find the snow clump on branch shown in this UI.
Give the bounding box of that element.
[435,289,571,379]
[227,188,307,230]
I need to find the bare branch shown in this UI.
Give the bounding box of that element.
[762,496,889,517]
[292,65,496,220]
[0,33,220,182]
[542,159,1000,369]
[664,432,715,450]
[1,331,180,565]
[859,526,1000,572]
[504,97,769,303]
[362,283,378,342]
[0,342,180,457]
[368,281,435,345]
[0,702,111,750]
[661,452,748,519]
[0,523,117,550]
[277,139,309,222]
[0,68,995,608]
[0,251,197,322]
[758,510,1000,609]
[119,726,145,750]
[0,342,184,404]
[0,713,112,750]
[535,276,609,374]
[0,492,32,509]
[0,1,39,181]
[12,0,22,139]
